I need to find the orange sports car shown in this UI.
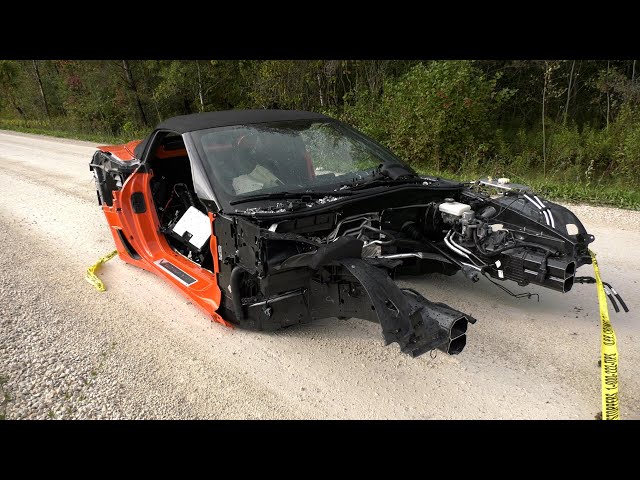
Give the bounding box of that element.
[90,110,627,357]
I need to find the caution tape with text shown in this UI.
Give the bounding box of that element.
[590,249,620,420]
[85,249,118,292]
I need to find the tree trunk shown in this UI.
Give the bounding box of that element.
[153,97,162,123]
[10,97,26,119]
[122,60,148,126]
[183,97,192,115]
[196,60,205,112]
[542,63,549,178]
[317,72,324,107]
[606,60,610,131]
[354,60,359,99]
[564,60,575,125]
[633,60,636,82]
[365,60,388,97]
[32,60,50,118]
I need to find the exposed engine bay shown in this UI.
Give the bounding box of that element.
[141,171,622,358]
[201,175,618,358]
[302,179,589,295]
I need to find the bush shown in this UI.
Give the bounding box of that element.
[340,61,512,172]
[612,104,640,183]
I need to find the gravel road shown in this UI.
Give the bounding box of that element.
[0,129,638,420]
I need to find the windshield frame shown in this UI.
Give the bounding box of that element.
[184,118,413,213]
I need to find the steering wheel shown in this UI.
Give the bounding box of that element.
[235,132,261,155]
[233,132,284,185]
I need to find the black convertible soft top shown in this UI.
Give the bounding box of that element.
[134,109,329,159]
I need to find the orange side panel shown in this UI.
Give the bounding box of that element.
[97,140,142,161]
[155,145,188,159]
[208,212,221,274]
[102,171,231,328]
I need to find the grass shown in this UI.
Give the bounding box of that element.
[416,167,640,210]
[0,118,147,145]
[1,119,638,210]
[521,177,640,210]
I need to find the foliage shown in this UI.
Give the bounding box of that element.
[1,59,639,208]
[341,61,513,172]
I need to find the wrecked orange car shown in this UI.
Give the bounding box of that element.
[90,110,627,357]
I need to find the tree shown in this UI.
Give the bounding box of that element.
[564,60,575,125]
[0,59,639,186]
[121,60,148,127]
[0,60,26,118]
[32,60,50,118]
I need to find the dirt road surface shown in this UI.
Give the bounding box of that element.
[0,130,638,420]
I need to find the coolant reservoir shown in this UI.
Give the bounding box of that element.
[438,198,471,217]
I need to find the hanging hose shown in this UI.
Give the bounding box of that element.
[604,282,629,312]
[575,276,630,313]
[230,266,247,322]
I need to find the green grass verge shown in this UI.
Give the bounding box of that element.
[1,120,638,210]
[416,167,640,210]
[519,177,640,210]
[0,118,145,145]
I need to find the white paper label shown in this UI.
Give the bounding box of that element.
[172,206,211,250]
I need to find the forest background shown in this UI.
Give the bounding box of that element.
[1,59,638,208]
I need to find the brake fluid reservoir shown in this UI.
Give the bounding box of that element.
[438,198,471,217]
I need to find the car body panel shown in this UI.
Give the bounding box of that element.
[97,140,141,161]
[99,168,229,327]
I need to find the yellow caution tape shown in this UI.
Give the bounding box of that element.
[85,249,118,292]
[590,249,620,420]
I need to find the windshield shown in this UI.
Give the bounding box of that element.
[188,119,412,209]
